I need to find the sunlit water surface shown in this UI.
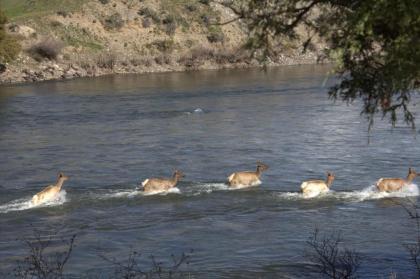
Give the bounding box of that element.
[0,65,419,278]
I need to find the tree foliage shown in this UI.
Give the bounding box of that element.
[218,0,420,129]
[0,8,20,65]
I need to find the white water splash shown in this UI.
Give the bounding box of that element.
[276,184,419,202]
[193,108,204,113]
[96,183,231,199]
[143,187,181,196]
[334,183,419,202]
[0,190,67,214]
[99,187,181,199]
[185,108,205,115]
[190,183,230,195]
[275,192,303,200]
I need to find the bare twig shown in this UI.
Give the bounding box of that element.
[100,249,193,279]
[305,228,361,279]
[14,225,76,279]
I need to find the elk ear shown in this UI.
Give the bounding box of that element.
[409,168,413,173]
[59,173,63,178]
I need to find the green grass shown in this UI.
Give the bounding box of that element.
[0,0,88,20]
[29,16,104,51]
[160,0,220,28]
[50,22,104,51]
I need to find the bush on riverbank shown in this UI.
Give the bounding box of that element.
[0,9,21,64]
[28,38,63,61]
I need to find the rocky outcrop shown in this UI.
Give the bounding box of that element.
[7,24,37,39]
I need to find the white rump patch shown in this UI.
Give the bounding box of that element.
[227,174,235,182]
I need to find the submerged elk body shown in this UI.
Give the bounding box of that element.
[301,172,335,197]
[376,168,418,192]
[32,173,69,206]
[227,162,269,188]
[141,170,185,193]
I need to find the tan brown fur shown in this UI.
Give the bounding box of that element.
[301,172,335,197]
[376,168,418,192]
[142,170,185,193]
[32,173,69,206]
[227,162,269,188]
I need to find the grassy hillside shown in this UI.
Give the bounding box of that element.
[0,0,317,84]
[1,0,86,19]
[2,0,237,54]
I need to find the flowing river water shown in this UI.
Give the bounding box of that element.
[0,65,419,278]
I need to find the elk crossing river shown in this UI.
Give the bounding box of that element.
[0,65,419,278]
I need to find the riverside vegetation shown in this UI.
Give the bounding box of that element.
[0,0,318,84]
[218,0,420,130]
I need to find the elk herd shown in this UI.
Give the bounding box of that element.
[30,165,418,206]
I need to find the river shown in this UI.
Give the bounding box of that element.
[0,65,419,278]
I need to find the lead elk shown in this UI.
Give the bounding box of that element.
[376,168,418,192]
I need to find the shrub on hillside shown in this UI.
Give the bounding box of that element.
[0,9,21,64]
[207,32,224,43]
[96,52,117,69]
[57,10,70,17]
[162,14,175,25]
[163,15,177,36]
[185,39,194,48]
[28,38,63,61]
[0,35,21,63]
[151,39,175,53]
[178,47,215,68]
[207,27,224,43]
[130,57,152,67]
[142,18,151,28]
[102,13,124,30]
[99,0,110,4]
[200,14,211,26]
[214,50,237,64]
[185,4,198,12]
[50,20,63,28]
[138,7,160,23]
[154,55,171,65]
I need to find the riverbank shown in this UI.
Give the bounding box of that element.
[0,49,319,85]
[0,0,322,85]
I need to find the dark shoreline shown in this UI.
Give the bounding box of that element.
[0,59,325,87]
